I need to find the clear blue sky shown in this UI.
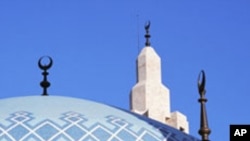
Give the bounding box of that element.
[0,1,250,140]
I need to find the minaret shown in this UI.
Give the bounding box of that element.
[130,21,189,133]
[130,21,170,122]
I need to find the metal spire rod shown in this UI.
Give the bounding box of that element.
[38,56,53,96]
[197,70,211,141]
[144,21,151,46]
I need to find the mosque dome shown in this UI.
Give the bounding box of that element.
[0,96,200,141]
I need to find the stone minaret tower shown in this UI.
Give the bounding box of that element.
[130,21,189,133]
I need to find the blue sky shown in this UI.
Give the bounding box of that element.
[0,1,250,140]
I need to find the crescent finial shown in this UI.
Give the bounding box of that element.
[144,20,151,46]
[197,69,211,140]
[38,56,53,96]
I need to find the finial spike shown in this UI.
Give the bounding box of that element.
[144,20,151,46]
[197,70,211,141]
[38,56,53,96]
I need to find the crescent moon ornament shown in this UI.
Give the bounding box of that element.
[144,20,151,30]
[38,56,53,70]
[198,70,206,95]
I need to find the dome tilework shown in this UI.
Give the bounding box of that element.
[0,96,200,141]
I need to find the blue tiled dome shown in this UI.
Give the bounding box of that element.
[0,96,200,141]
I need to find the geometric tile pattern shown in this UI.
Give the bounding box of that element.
[0,111,200,141]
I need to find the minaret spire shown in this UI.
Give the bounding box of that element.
[197,70,211,141]
[144,21,151,47]
[38,56,53,96]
